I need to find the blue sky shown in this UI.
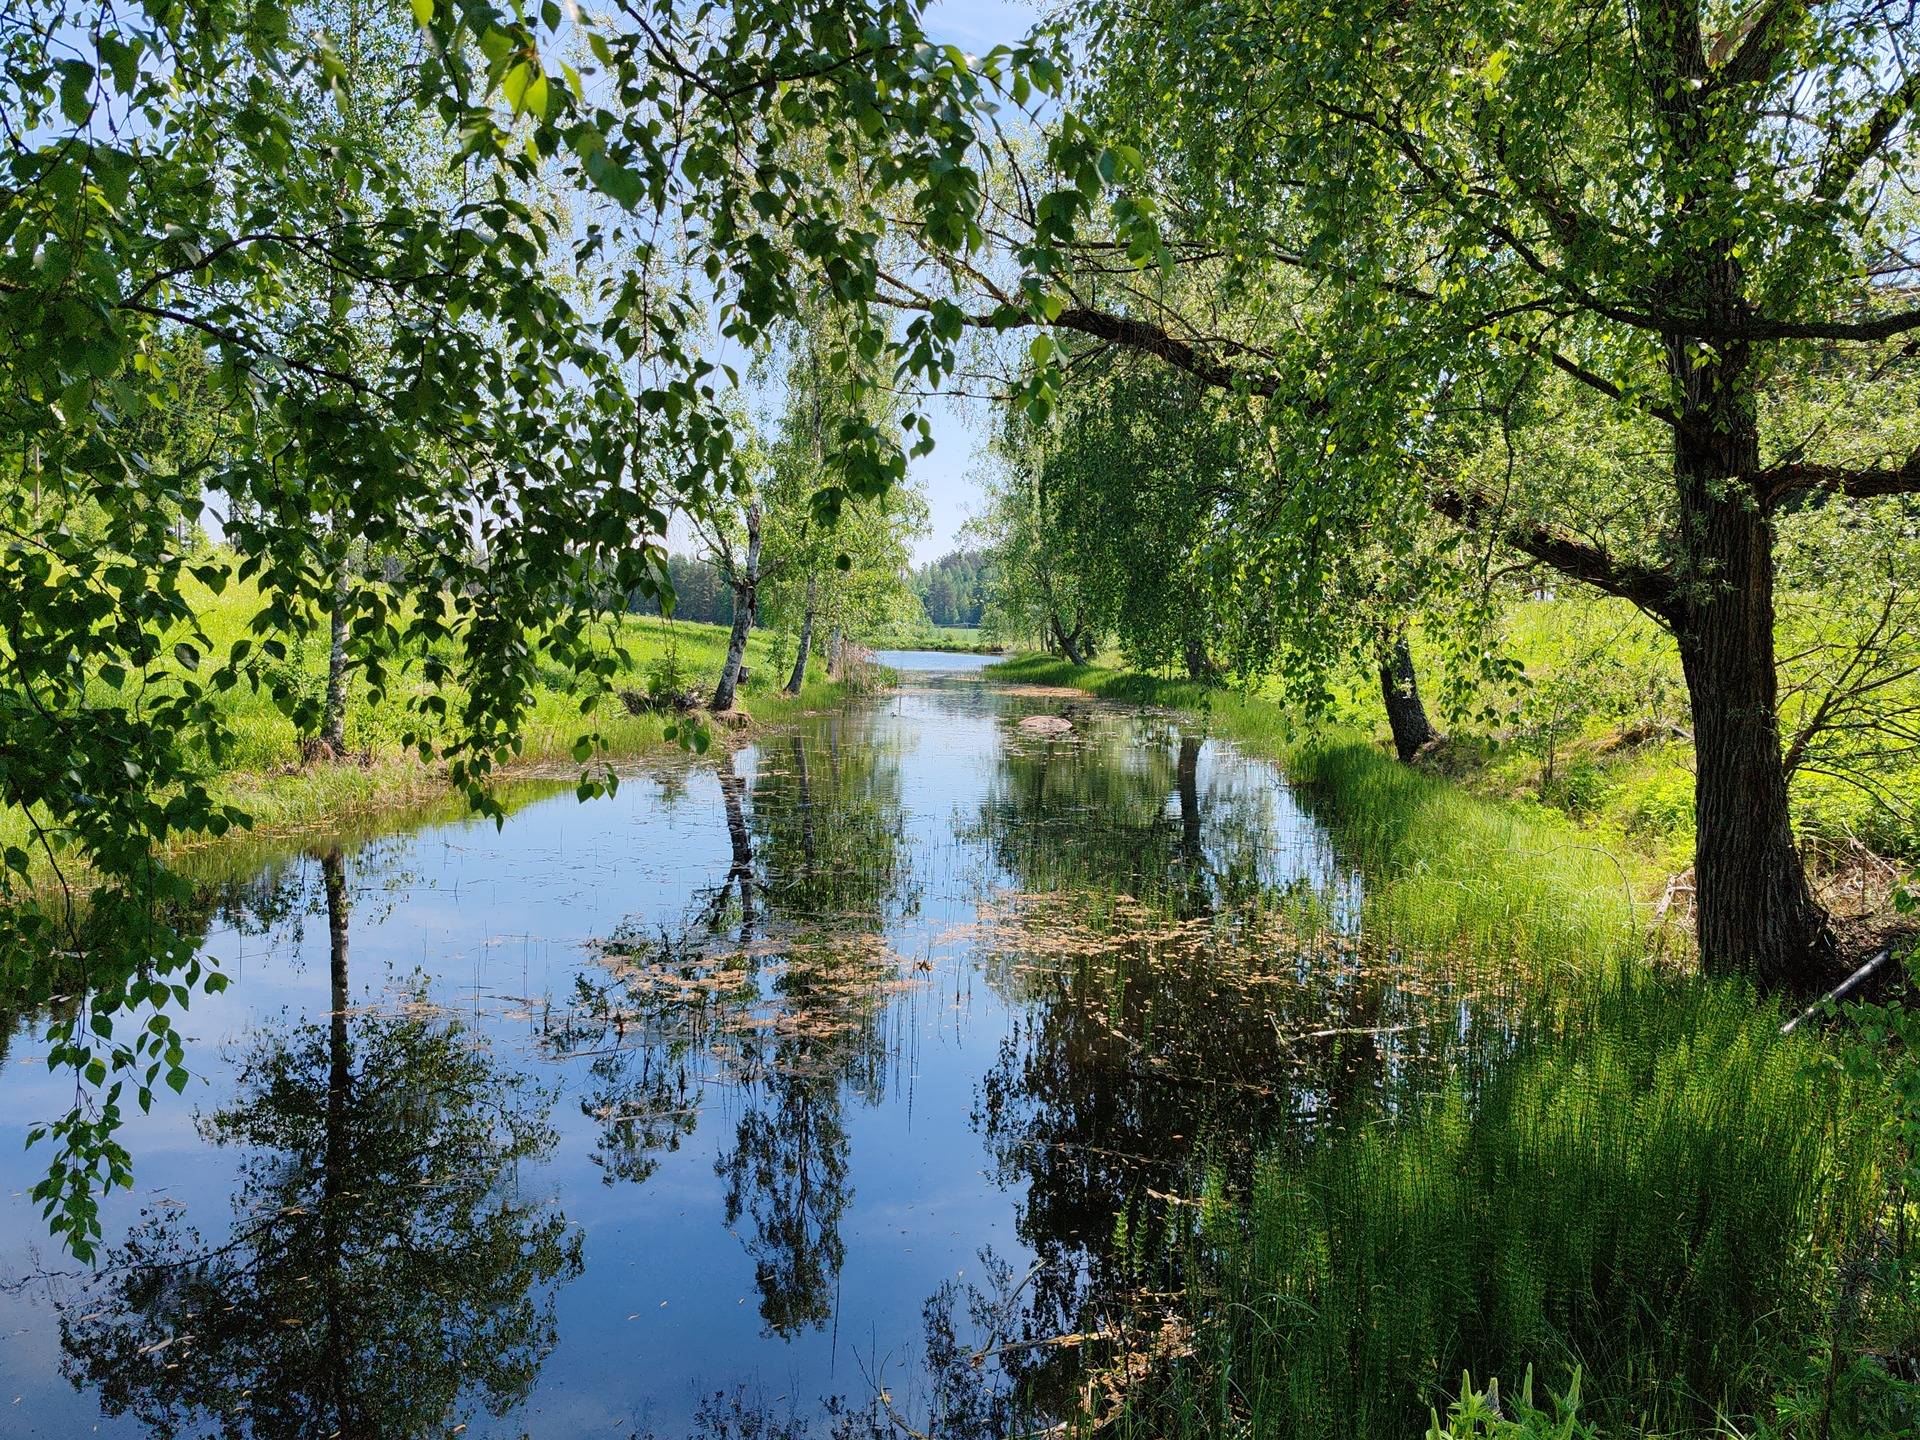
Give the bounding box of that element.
[901,0,1039,562]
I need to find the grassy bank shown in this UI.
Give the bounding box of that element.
[988,652,1914,1439]
[1010,591,1920,894]
[991,654,1659,971]
[3,576,857,868]
[868,623,1005,654]
[1124,974,1893,1440]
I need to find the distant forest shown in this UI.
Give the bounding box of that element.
[627,553,732,625]
[910,549,991,627]
[631,548,990,630]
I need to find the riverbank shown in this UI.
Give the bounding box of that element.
[990,653,1668,967]
[987,651,1915,1439]
[868,624,1004,654]
[2,600,859,877]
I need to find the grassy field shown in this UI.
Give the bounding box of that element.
[3,572,856,866]
[867,622,1005,654]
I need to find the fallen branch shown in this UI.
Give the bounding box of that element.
[1780,945,1897,1034]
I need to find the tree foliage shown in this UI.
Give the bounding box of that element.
[1,0,1070,1252]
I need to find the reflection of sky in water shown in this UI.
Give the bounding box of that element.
[0,667,1393,1437]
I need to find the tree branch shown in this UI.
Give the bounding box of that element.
[1812,66,1920,205]
[1757,449,1920,505]
[1432,487,1679,617]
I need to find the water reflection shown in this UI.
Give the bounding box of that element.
[1,673,1468,1437]
[57,848,582,1438]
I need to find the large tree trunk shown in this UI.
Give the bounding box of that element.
[1637,2,1835,991]
[320,555,351,756]
[785,572,817,695]
[1661,240,1836,989]
[1671,419,1836,989]
[711,505,763,712]
[1183,633,1218,684]
[1376,629,1438,763]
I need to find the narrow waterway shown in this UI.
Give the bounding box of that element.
[1,655,1480,1437]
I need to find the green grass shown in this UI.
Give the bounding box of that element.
[991,652,1914,1439]
[867,622,1005,654]
[2,571,856,869]
[1015,585,1920,884]
[1113,973,1890,1440]
[1449,595,1920,872]
[990,654,1654,970]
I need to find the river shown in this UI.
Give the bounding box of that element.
[0,655,1466,1437]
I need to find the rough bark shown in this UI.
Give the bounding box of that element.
[711,504,763,712]
[319,556,351,756]
[1376,630,1439,764]
[785,572,817,695]
[1647,11,1834,990]
[1670,394,1837,988]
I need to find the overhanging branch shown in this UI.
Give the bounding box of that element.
[1433,487,1679,618]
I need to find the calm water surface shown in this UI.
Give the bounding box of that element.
[0,657,1447,1437]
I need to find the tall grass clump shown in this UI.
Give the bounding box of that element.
[1283,741,1645,973]
[1116,973,1886,1440]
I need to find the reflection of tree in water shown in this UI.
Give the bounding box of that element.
[60,848,582,1439]
[558,720,917,1337]
[718,723,905,1336]
[975,720,1297,918]
[964,717,1470,1418]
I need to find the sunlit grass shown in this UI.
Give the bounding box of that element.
[1105,972,1888,1440]
[989,655,1655,971]
[990,652,1908,1439]
[2,569,849,868]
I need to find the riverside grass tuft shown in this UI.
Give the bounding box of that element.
[991,654,1908,1439]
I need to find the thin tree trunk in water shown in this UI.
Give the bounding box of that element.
[827,624,843,679]
[320,555,351,755]
[718,752,755,938]
[791,734,815,867]
[712,505,763,712]
[1177,734,1202,859]
[319,846,353,1431]
[1175,734,1209,919]
[1376,630,1438,763]
[785,573,817,695]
